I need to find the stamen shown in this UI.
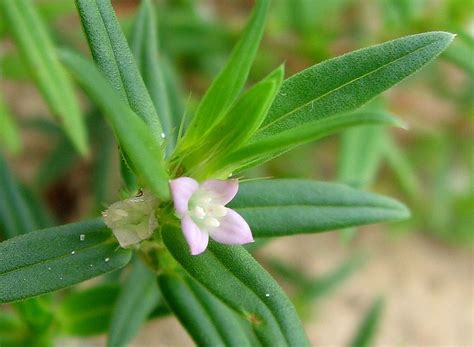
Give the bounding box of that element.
[204,217,220,228]
[193,206,206,219]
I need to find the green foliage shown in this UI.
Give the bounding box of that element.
[130,0,177,153]
[229,179,410,237]
[349,297,385,347]
[60,50,170,200]
[75,0,163,143]
[107,260,160,347]
[182,65,284,178]
[221,111,399,173]
[58,284,120,336]
[0,219,131,303]
[158,273,252,346]
[258,32,453,137]
[0,0,88,156]
[0,92,21,154]
[180,0,270,146]
[0,154,37,239]
[162,224,309,346]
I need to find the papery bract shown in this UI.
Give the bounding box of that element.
[170,177,253,255]
[103,191,158,247]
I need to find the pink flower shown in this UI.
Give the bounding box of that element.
[169,177,253,255]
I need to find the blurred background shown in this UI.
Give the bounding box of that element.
[0,0,472,345]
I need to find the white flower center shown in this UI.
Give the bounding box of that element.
[189,190,227,229]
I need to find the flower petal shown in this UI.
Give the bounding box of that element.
[170,177,199,217]
[201,179,239,205]
[182,215,209,255]
[208,208,253,245]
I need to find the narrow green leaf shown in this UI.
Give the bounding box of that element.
[299,254,366,300]
[60,50,170,200]
[183,65,284,178]
[1,0,88,156]
[349,297,385,347]
[0,92,22,154]
[162,224,309,346]
[58,283,120,336]
[257,32,454,138]
[0,154,37,238]
[19,185,55,230]
[0,218,132,303]
[108,260,160,347]
[131,0,176,152]
[75,0,163,142]
[338,125,385,188]
[220,111,399,174]
[159,273,252,346]
[382,134,421,199]
[229,179,410,237]
[181,0,270,144]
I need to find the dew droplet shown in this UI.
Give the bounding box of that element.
[47,267,51,271]
[60,276,63,280]
[71,250,76,255]
[89,264,93,267]
[105,257,110,262]
[80,234,85,241]
[161,132,166,138]
[280,92,287,96]
[265,293,270,297]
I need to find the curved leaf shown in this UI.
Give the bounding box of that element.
[0,92,21,154]
[58,283,120,336]
[349,297,385,347]
[229,179,410,237]
[0,219,132,303]
[181,0,270,145]
[162,224,309,346]
[1,0,88,155]
[75,0,163,142]
[220,111,399,173]
[0,154,36,238]
[108,260,160,347]
[257,31,454,137]
[131,0,175,152]
[159,273,252,346]
[60,50,170,200]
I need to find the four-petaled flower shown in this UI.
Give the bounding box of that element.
[170,177,253,255]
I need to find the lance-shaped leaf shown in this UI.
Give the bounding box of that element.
[75,0,163,143]
[382,136,420,199]
[61,50,170,200]
[181,0,270,145]
[162,225,309,346]
[257,32,454,138]
[219,111,399,174]
[0,219,132,303]
[183,65,284,178]
[0,154,36,239]
[158,273,252,346]
[131,0,176,152]
[228,179,410,237]
[0,92,21,154]
[58,283,120,336]
[1,0,88,156]
[338,125,385,189]
[349,297,385,347]
[108,260,160,347]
